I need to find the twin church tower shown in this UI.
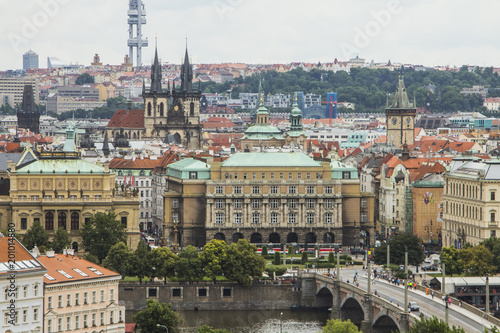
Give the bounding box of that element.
[107,45,202,150]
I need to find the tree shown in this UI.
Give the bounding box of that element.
[22,220,49,250]
[52,227,71,253]
[200,240,227,280]
[75,73,94,85]
[103,242,133,278]
[80,212,126,263]
[460,245,497,276]
[301,251,309,264]
[440,247,464,276]
[84,253,99,264]
[130,241,152,282]
[328,252,335,264]
[261,245,268,256]
[480,237,500,272]
[132,299,181,333]
[176,245,204,281]
[222,239,266,287]
[373,234,424,266]
[198,325,230,333]
[150,247,177,282]
[408,315,465,333]
[322,318,359,333]
[273,251,281,265]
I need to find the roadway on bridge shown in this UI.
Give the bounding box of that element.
[335,267,496,332]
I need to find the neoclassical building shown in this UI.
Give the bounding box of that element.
[442,157,500,248]
[162,152,375,248]
[106,47,202,150]
[240,102,285,151]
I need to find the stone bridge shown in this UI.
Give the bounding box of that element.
[299,273,415,333]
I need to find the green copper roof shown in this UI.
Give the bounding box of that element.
[291,102,301,116]
[243,123,284,141]
[256,104,269,115]
[287,130,307,138]
[167,158,211,179]
[17,159,105,174]
[331,160,359,179]
[222,152,321,167]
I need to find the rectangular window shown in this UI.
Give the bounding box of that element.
[243,173,247,179]
[307,212,315,224]
[67,316,71,331]
[216,186,224,194]
[252,173,256,179]
[306,199,315,209]
[307,173,311,179]
[289,173,293,179]
[110,289,115,301]
[491,192,496,201]
[100,312,104,326]
[48,296,53,309]
[48,319,52,332]
[67,294,71,306]
[316,173,321,179]
[222,288,232,297]
[361,211,368,222]
[100,290,105,302]
[23,285,27,297]
[271,212,278,224]
[172,212,179,222]
[58,318,63,331]
[33,307,39,321]
[172,199,179,208]
[172,288,182,297]
[288,186,296,194]
[189,171,198,179]
[110,311,114,324]
[75,315,80,329]
[92,313,96,327]
[288,199,297,209]
[121,216,127,228]
[325,186,333,194]
[22,309,27,323]
[325,199,334,209]
[271,173,275,179]
[252,186,260,194]
[215,213,224,224]
[252,212,260,224]
[234,173,238,179]
[262,173,265,179]
[280,173,284,179]
[491,212,496,222]
[307,186,314,194]
[252,199,261,209]
[58,295,62,308]
[20,218,27,230]
[233,199,242,209]
[215,199,224,209]
[298,173,302,179]
[270,186,278,194]
[83,314,88,328]
[148,288,158,298]
[342,171,351,179]
[233,186,241,194]
[234,213,242,224]
[270,199,279,209]
[288,213,296,224]
[198,288,208,297]
[325,213,332,224]
[361,198,368,209]
[92,291,96,303]
[75,293,79,305]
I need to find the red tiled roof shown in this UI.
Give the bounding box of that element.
[125,323,137,333]
[107,109,144,128]
[37,254,120,284]
[108,156,163,169]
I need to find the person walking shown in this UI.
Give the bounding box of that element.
[431,291,434,299]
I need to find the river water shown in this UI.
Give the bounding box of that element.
[178,309,329,333]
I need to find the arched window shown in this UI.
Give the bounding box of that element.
[160,103,164,116]
[71,212,79,230]
[190,102,195,116]
[58,212,67,230]
[45,212,54,230]
[147,102,152,116]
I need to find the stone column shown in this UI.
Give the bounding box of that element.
[360,294,373,333]
[330,280,341,320]
[400,313,410,332]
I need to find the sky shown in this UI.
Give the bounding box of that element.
[1,0,500,71]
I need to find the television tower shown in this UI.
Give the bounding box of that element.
[127,0,148,67]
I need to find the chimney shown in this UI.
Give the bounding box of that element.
[46,250,55,258]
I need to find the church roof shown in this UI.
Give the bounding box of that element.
[242,124,284,141]
[388,76,414,109]
[107,109,144,129]
[166,158,211,179]
[222,152,321,168]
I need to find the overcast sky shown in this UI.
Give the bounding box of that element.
[1,0,500,71]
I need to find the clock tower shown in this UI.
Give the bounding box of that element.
[386,76,416,147]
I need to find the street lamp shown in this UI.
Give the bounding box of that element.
[354,220,357,258]
[280,312,283,333]
[157,324,169,332]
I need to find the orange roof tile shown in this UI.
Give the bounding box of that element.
[0,237,46,276]
[107,109,144,129]
[108,156,163,169]
[37,254,120,284]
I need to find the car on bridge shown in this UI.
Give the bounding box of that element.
[408,302,420,312]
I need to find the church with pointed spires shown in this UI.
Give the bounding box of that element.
[106,44,202,150]
[385,76,416,148]
[17,84,40,134]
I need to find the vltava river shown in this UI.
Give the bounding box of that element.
[178,309,329,332]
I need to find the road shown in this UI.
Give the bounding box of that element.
[334,267,497,332]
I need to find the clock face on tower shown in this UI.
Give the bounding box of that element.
[391,117,397,125]
[406,117,411,124]
[174,105,179,111]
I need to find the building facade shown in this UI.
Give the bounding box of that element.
[412,174,443,244]
[38,251,125,333]
[23,50,39,70]
[17,85,40,134]
[442,158,500,248]
[0,77,39,107]
[163,152,375,248]
[0,237,46,333]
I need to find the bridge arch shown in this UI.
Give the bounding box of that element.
[372,313,400,333]
[340,296,365,327]
[316,287,333,308]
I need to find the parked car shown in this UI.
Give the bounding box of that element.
[350,248,366,255]
[422,264,437,271]
[408,302,420,311]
